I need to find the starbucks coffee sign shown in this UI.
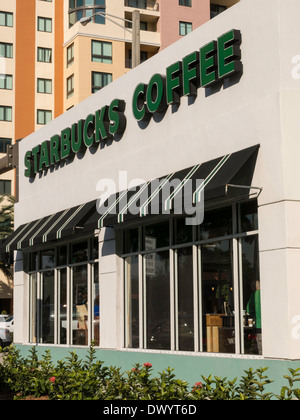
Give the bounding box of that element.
[25,29,242,179]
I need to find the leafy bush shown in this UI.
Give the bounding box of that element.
[0,345,299,400]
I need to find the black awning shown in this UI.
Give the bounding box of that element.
[0,200,98,253]
[96,144,260,228]
[1,145,259,252]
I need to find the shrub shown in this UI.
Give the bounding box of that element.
[0,345,299,400]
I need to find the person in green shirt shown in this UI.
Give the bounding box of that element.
[247,280,262,354]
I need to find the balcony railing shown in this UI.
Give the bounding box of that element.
[125,0,159,12]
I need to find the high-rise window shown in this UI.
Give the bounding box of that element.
[0,42,13,58]
[0,106,12,121]
[0,138,11,153]
[91,72,112,93]
[67,75,75,98]
[67,43,74,67]
[37,17,52,33]
[0,11,13,27]
[179,21,192,36]
[69,0,106,28]
[0,74,13,90]
[179,0,192,6]
[91,40,112,63]
[37,47,52,63]
[37,78,52,94]
[37,109,52,125]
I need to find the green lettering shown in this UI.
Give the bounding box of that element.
[24,151,33,178]
[50,135,60,166]
[31,145,40,175]
[166,60,182,105]
[132,83,150,122]
[146,74,167,114]
[218,29,242,79]
[95,106,110,142]
[200,41,218,87]
[39,141,50,171]
[83,114,95,147]
[182,51,200,96]
[60,127,72,160]
[71,120,85,153]
[109,99,126,136]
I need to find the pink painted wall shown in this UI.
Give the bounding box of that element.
[158,0,210,50]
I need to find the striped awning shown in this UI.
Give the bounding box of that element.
[1,144,259,253]
[95,144,260,228]
[1,200,96,253]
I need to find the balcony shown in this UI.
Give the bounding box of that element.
[124,0,159,12]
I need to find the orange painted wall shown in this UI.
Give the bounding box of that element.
[15,0,36,140]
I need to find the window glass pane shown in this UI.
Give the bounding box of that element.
[125,256,139,348]
[177,247,194,351]
[93,263,100,346]
[72,265,88,345]
[200,206,232,240]
[241,235,262,355]
[201,240,235,354]
[41,271,55,344]
[0,13,5,26]
[144,221,169,249]
[29,273,38,343]
[58,268,67,345]
[146,250,170,350]
[71,240,88,263]
[58,245,67,266]
[175,217,193,245]
[41,249,55,269]
[124,229,139,254]
[240,200,258,232]
[6,107,12,121]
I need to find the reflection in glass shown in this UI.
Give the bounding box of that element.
[201,240,234,354]
[41,249,55,269]
[125,256,139,348]
[41,271,55,344]
[72,265,88,345]
[241,235,262,355]
[144,222,169,250]
[175,218,193,245]
[146,251,170,350]
[29,273,38,343]
[200,207,232,240]
[177,247,194,351]
[93,263,100,346]
[58,268,67,345]
[240,200,258,233]
[71,241,88,263]
[124,229,139,254]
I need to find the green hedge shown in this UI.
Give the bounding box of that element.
[0,345,299,400]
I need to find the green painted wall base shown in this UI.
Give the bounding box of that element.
[15,344,300,395]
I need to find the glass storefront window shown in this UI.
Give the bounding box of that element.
[41,271,55,344]
[177,247,194,351]
[41,249,55,269]
[240,235,262,355]
[123,201,262,356]
[200,206,232,240]
[93,263,100,346]
[58,268,67,345]
[72,265,88,345]
[201,240,234,354]
[71,240,88,263]
[146,251,170,350]
[27,236,98,347]
[124,255,139,348]
[144,221,169,250]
